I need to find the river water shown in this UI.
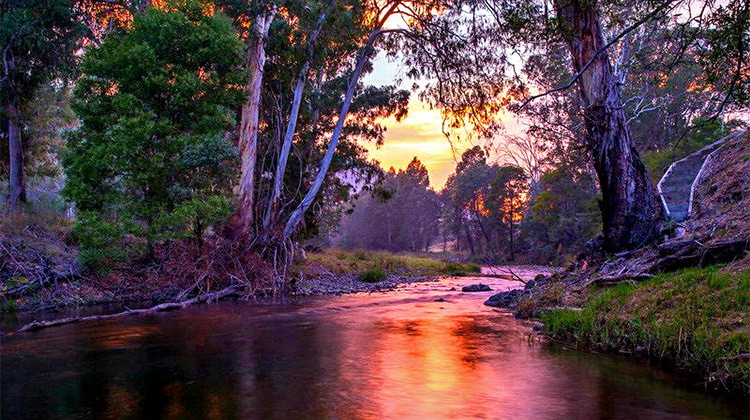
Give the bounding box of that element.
[1,275,747,419]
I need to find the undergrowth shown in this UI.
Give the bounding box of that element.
[540,267,750,396]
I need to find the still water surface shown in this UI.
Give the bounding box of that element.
[2,275,747,419]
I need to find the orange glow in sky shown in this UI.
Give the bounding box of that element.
[361,54,461,190]
[361,53,522,190]
[362,97,458,190]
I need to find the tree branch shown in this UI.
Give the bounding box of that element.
[515,0,678,111]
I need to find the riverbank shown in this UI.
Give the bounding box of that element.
[0,246,481,315]
[488,266,750,398]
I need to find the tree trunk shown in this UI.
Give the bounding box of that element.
[237,6,277,234]
[508,216,514,261]
[462,219,476,255]
[555,0,663,252]
[283,28,382,238]
[263,8,329,232]
[7,101,26,212]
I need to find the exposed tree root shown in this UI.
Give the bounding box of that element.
[5,284,242,336]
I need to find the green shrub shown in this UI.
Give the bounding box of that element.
[441,261,481,276]
[358,267,387,283]
[63,2,244,270]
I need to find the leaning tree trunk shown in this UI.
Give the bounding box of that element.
[282,28,382,238]
[237,6,277,234]
[7,100,26,212]
[555,0,663,252]
[263,6,330,232]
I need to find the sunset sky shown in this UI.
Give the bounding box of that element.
[361,53,523,190]
[361,54,461,190]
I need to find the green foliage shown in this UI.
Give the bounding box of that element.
[0,0,83,101]
[73,212,129,271]
[0,298,18,313]
[63,2,244,270]
[442,261,482,276]
[358,267,387,283]
[539,267,750,394]
[522,165,601,264]
[156,196,233,242]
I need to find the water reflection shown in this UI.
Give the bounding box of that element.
[2,277,747,420]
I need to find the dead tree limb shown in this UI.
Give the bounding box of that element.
[5,285,241,336]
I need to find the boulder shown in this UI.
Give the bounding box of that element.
[461,283,492,292]
[484,289,523,309]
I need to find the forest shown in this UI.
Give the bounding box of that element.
[2,0,750,413]
[3,0,746,275]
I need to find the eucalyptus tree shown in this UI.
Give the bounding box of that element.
[1,0,83,211]
[488,165,526,260]
[337,157,440,251]
[235,1,278,234]
[443,146,498,256]
[401,0,748,253]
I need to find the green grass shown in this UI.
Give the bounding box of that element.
[539,267,750,395]
[304,249,481,281]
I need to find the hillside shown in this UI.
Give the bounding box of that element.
[690,131,750,260]
[490,131,750,397]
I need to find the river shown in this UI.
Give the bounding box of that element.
[1,274,747,419]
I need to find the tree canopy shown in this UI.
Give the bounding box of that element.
[63,2,245,268]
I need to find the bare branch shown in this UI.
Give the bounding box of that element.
[515,0,678,111]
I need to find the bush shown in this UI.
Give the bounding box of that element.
[63,2,244,270]
[359,267,387,283]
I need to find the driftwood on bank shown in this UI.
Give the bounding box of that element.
[651,239,749,272]
[5,285,241,336]
[570,238,748,291]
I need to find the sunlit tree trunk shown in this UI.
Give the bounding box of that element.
[282,29,378,238]
[237,5,277,234]
[6,100,26,212]
[555,0,663,252]
[263,7,330,232]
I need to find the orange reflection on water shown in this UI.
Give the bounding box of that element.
[92,324,160,350]
[371,313,511,419]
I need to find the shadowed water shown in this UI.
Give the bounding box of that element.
[1,276,747,419]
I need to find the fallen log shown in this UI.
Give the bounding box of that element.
[5,285,241,336]
[592,273,654,285]
[657,239,698,257]
[699,239,749,266]
[651,239,749,273]
[574,273,653,292]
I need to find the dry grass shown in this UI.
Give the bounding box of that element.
[301,249,481,279]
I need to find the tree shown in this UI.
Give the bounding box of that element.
[282,0,446,239]
[489,165,526,260]
[336,157,440,252]
[63,2,245,267]
[523,164,601,264]
[553,0,663,252]
[401,0,750,253]
[442,146,498,256]
[236,1,278,234]
[1,0,83,211]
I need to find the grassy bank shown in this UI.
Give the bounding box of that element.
[302,249,481,282]
[539,267,750,396]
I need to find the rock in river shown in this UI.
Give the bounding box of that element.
[461,284,492,292]
[484,289,523,309]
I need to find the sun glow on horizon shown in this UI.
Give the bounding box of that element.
[361,97,459,190]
